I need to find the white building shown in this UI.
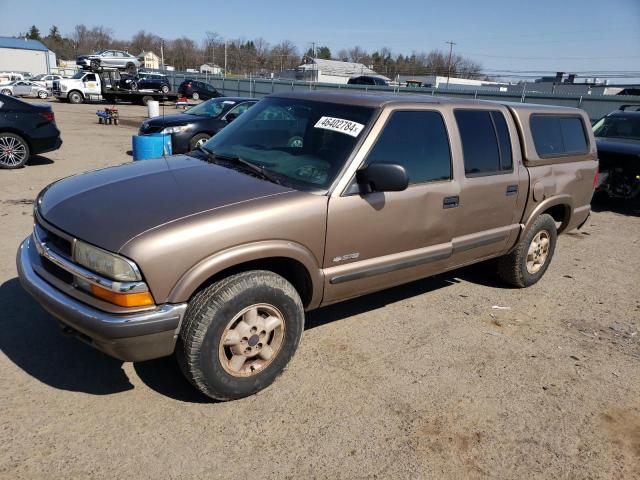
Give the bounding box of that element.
[138,51,160,70]
[200,63,222,75]
[0,36,57,75]
[283,58,389,84]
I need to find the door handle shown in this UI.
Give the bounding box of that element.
[443,196,459,209]
[506,185,518,196]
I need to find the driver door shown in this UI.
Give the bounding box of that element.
[322,108,459,304]
[14,82,31,96]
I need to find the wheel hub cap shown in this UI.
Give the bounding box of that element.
[219,304,285,377]
[526,230,550,274]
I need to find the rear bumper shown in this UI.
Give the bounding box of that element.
[17,236,187,362]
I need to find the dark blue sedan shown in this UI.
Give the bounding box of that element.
[138,97,257,153]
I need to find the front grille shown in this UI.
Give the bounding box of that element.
[41,256,74,284]
[35,222,72,258]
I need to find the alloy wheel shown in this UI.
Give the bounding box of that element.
[526,230,550,274]
[0,135,27,167]
[218,303,285,377]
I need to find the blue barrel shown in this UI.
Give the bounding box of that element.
[131,134,172,161]
[149,133,173,156]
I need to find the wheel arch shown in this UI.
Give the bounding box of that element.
[0,129,31,151]
[522,194,573,235]
[167,241,324,309]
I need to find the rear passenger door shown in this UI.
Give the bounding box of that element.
[323,108,460,303]
[448,107,526,265]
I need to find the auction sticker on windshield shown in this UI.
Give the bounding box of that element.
[314,117,364,138]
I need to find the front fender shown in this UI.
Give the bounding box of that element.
[167,240,324,308]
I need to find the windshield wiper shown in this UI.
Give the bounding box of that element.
[200,148,282,185]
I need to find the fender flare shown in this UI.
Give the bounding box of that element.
[521,194,574,237]
[167,240,324,307]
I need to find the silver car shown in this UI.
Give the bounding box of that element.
[0,81,49,99]
[30,74,63,89]
[76,50,141,71]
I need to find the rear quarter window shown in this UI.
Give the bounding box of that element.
[530,115,588,157]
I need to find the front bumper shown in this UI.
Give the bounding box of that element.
[17,236,187,362]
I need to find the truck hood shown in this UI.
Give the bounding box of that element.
[37,155,294,253]
[596,137,640,157]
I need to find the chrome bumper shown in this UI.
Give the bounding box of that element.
[17,236,188,362]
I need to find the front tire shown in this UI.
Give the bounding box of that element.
[192,92,200,100]
[68,91,83,104]
[37,90,48,99]
[0,133,30,169]
[189,133,210,151]
[497,214,557,288]
[1,89,11,96]
[161,85,170,94]
[177,271,305,401]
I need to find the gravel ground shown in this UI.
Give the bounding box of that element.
[1,99,639,479]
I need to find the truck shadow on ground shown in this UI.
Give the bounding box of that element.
[0,262,501,403]
[591,195,640,217]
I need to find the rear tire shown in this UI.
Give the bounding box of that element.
[125,63,136,74]
[497,214,557,288]
[68,91,83,104]
[176,270,305,401]
[0,133,30,169]
[1,89,11,96]
[189,133,210,151]
[37,90,48,99]
[192,92,200,100]
[161,85,170,94]
[90,59,100,70]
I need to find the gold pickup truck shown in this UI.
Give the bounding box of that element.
[17,92,597,400]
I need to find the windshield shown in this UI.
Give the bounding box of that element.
[202,97,375,191]
[31,74,45,80]
[184,98,231,117]
[593,115,640,141]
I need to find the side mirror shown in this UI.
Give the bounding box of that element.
[225,112,240,123]
[356,163,408,193]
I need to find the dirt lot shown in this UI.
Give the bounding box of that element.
[1,99,639,479]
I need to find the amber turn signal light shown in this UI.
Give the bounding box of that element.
[90,284,155,307]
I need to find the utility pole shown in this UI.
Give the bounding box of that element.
[160,39,164,72]
[224,40,227,77]
[445,40,456,90]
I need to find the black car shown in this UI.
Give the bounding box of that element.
[593,105,640,200]
[177,79,221,100]
[0,93,61,169]
[139,97,257,153]
[347,75,389,86]
[120,72,171,93]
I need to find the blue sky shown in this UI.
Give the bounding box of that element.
[1,0,639,83]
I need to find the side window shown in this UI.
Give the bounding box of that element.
[365,110,452,184]
[530,115,588,156]
[455,109,512,176]
[491,111,513,170]
[84,74,97,82]
[227,102,253,116]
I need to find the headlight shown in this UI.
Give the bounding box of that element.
[160,125,188,134]
[74,240,141,282]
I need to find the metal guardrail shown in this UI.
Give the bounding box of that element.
[133,69,640,121]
